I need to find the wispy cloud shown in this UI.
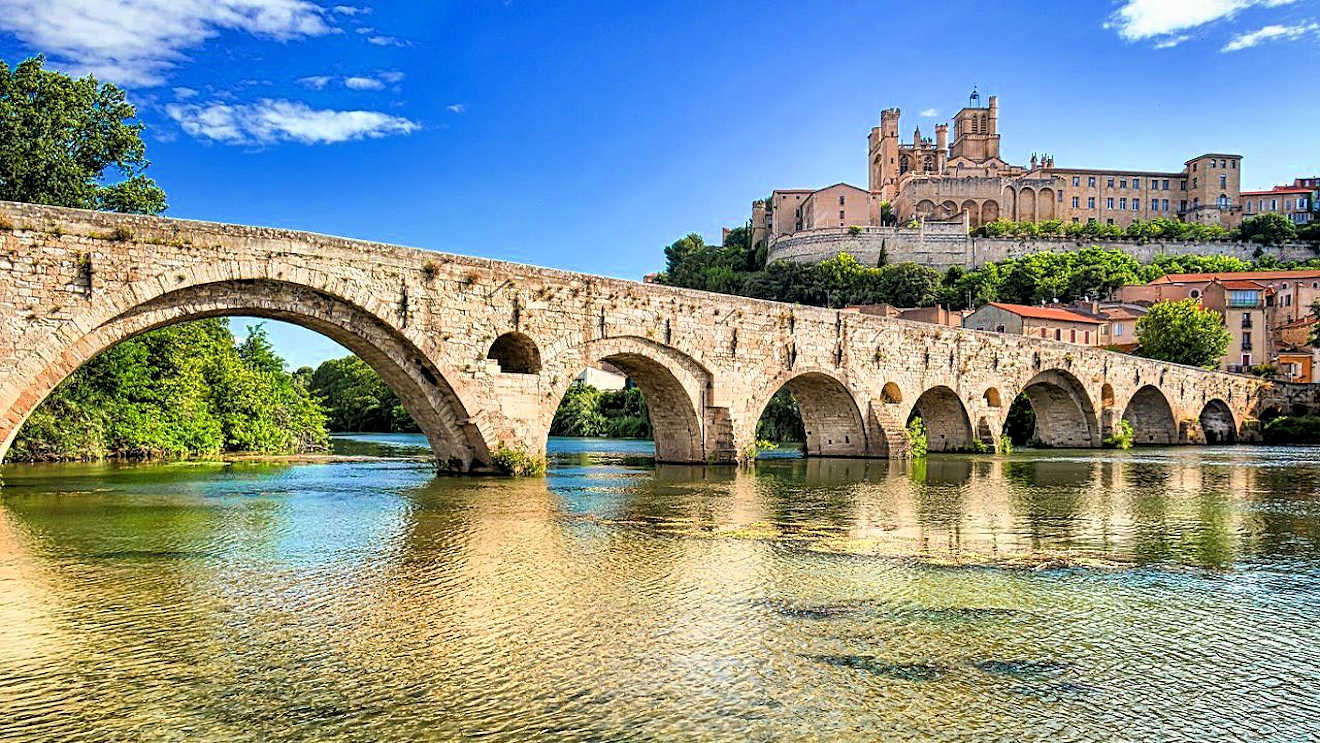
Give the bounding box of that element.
[1222,20,1320,50]
[1105,0,1298,45]
[919,108,937,117]
[173,86,200,100]
[446,103,466,113]
[367,34,408,47]
[1154,34,1191,48]
[297,75,334,90]
[344,76,385,90]
[332,5,370,15]
[165,98,419,146]
[0,0,336,87]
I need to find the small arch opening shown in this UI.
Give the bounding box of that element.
[1101,383,1115,407]
[983,388,1002,408]
[487,332,542,374]
[882,382,903,404]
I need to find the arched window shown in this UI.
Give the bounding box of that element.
[487,332,542,374]
[899,155,910,173]
[923,156,934,172]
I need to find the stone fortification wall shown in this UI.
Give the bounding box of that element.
[767,227,1316,271]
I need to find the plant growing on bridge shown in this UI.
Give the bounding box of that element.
[1135,299,1231,369]
[997,434,1014,455]
[0,56,166,214]
[905,417,928,458]
[1103,420,1135,450]
[491,442,546,476]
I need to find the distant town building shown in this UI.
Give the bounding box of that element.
[843,303,968,328]
[963,302,1105,345]
[575,363,628,390]
[1241,183,1313,225]
[752,89,1243,247]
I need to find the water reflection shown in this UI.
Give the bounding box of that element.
[1,439,1320,741]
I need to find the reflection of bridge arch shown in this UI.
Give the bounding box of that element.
[0,273,489,469]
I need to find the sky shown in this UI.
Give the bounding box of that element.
[1,0,1318,368]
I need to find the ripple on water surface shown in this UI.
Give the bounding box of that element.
[2,437,1320,741]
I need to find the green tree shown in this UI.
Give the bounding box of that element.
[1135,299,1231,369]
[1239,213,1298,244]
[308,355,418,433]
[0,56,166,214]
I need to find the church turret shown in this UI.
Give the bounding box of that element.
[869,108,901,196]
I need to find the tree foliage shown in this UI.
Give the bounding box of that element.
[1135,299,1232,369]
[1239,213,1298,244]
[307,355,419,433]
[549,382,651,439]
[0,56,166,214]
[9,321,328,461]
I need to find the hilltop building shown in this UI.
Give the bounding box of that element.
[752,90,1243,247]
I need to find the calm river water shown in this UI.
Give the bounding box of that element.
[2,436,1320,741]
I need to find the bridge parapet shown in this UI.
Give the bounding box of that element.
[0,201,1291,471]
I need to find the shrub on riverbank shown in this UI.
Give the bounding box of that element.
[1262,416,1320,445]
[8,320,328,462]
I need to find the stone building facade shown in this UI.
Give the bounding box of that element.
[752,90,1243,247]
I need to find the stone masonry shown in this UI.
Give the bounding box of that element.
[0,202,1298,472]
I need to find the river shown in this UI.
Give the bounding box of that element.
[2,436,1319,741]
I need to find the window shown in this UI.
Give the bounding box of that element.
[1218,195,1229,209]
[1220,175,1227,188]
[1162,199,1169,211]
[1229,290,1260,307]
[1271,199,1278,210]
[1085,331,1090,344]
[1133,199,1140,211]
[1192,178,1197,189]
[1070,329,1077,342]
[1107,218,1114,225]
[1151,198,1159,211]
[1088,197,1096,208]
[1072,196,1080,208]
[1088,176,1096,187]
[1040,327,1047,338]
[1120,197,1127,209]
[1120,179,1127,188]
[1180,181,1187,190]
[1189,289,1201,299]
[996,324,1006,333]
[1107,177,1115,187]
[1241,313,1252,328]
[1115,322,1125,336]
[1231,160,1236,169]
[839,210,845,219]
[1058,190,1064,201]
[1133,178,1140,189]
[1242,331,1252,351]
[1072,176,1080,186]
[839,195,845,205]
[1055,328,1062,340]
[1106,197,1114,209]
[1162,179,1169,190]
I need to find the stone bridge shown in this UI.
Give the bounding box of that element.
[0,202,1288,472]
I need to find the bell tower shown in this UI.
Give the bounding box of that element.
[868,107,901,198]
[950,88,1001,164]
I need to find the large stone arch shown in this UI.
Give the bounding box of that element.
[909,385,973,452]
[1004,188,1017,221]
[1122,385,1178,445]
[1008,369,1100,448]
[916,200,937,219]
[749,369,879,457]
[543,335,711,463]
[0,278,491,470]
[1199,398,1237,444]
[1038,188,1056,219]
[980,200,999,224]
[940,200,959,219]
[960,199,979,227]
[1019,187,1037,221]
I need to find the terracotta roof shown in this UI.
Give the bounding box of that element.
[1278,315,1319,329]
[1149,270,1320,284]
[985,302,1104,324]
[1100,307,1146,320]
[1241,185,1312,196]
[1215,279,1268,290]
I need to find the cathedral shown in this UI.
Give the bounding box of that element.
[753,90,1242,247]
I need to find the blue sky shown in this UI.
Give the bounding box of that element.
[2,0,1318,367]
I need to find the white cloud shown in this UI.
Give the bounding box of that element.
[1222,20,1320,50]
[1154,34,1191,48]
[165,98,419,145]
[367,34,407,46]
[446,103,466,113]
[297,75,334,89]
[0,0,336,87]
[378,70,405,84]
[173,86,199,99]
[919,108,937,117]
[332,5,370,15]
[344,75,385,90]
[1106,0,1297,43]
[355,26,374,34]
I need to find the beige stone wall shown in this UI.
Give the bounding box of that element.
[799,184,872,230]
[0,201,1286,471]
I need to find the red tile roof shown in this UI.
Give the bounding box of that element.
[1241,185,1312,196]
[1149,270,1320,284]
[986,302,1104,324]
[1216,279,1268,290]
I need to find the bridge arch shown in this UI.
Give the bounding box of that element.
[1006,369,1100,448]
[1199,399,1237,444]
[1122,385,1178,445]
[750,370,874,457]
[544,335,709,463]
[488,332,542,374]
[0,277,490,469]
[909,385,973,452]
